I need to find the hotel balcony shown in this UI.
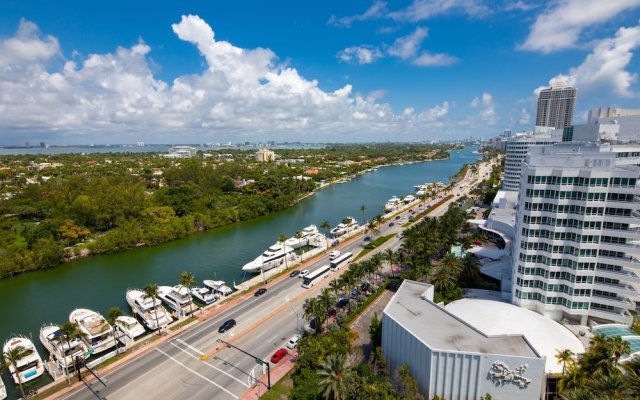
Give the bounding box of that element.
[589,307,633,325]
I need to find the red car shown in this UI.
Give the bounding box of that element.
[270,348,288,364]
[473,240,483,245]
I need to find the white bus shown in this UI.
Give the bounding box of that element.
[302,265,332,289]
[330,252,353,271]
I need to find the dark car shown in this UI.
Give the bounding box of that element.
[218,319,236,333]
[254,288,267,297]
[270,348,288,364]
[388,222,394,227]
[289,270,301,278]
[335,297,349,309]
[395,216,401,220]
[363,236,371,242]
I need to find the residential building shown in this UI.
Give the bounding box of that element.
[535,85,577,129]
[255,149,275,162]
[588,107,640,123]
[503,129,562,192]
[511,143,640,326]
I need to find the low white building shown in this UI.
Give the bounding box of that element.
[255,149,275,162]
[382,280,547,400]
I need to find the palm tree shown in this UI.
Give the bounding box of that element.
[430,264,457,297]
[556,349,576,375]
[107,307,124,354]
[143,283,162,335]
[320,220,331,251]
[279,233,289,270]
[360,204,367,226]
[329,279,342,299]
[2,345,30,398]
[383,248,396,277]
[179,271,197,315]
[57,321,84,383]
[374,215,384,231]
[367,220,380,238]
[319,288,334,314]
[459,253,481,287]
[317,353,356,400]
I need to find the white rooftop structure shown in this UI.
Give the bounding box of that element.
[445,299,585,374]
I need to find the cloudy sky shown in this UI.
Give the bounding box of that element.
[0,0,639,144]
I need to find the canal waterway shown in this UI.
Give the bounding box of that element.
[0,147,481,394]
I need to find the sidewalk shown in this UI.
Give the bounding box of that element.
[240,352,297,399]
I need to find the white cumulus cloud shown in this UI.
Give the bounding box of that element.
[337,46,383,64]
[543,25,640,97]
[0,16,463,141]
[521,0,640,53]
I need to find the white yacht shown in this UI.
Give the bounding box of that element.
[203,280,233,296]
[384,196,401,212]
[69,308,115,355]
[157,285,197,316]
[3,337,45,384]
[114,316,146,340]
[0,375,6,400]
[284,225,320,249]
[330,217,359,237]
[126,289,172,330]
[39,324,88,371]
[403,194,416,203]
[190,287,216,304]
[241,243,295,273]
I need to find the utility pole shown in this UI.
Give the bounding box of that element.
[217,339,271,390]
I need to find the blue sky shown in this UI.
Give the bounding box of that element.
[0,0,639,144]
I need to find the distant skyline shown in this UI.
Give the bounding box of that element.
[0,0,639,144]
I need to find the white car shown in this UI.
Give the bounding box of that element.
[298,269,309,278]
[287,334,301,349]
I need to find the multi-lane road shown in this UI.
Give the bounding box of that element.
[61,158,495,400]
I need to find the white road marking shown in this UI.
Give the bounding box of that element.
[174,338,204,355]
[170,342,249,388]
[156,348,239,399]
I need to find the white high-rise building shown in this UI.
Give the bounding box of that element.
[503,129,562,192]
[511,143,640,325]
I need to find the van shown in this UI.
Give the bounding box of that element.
[329,250,341,260]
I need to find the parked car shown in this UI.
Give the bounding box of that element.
[218,319,236,333]
[289,270,301,277]
[271,348,289,363]
[299,269,309,278]
[363,236,371,242]
[254,288,267,297]
[335,297,349,309]
[287,334,301,349]
[350,288,359,298]
[388,222,394,227]
[395,216,401,220]
[331,240,339,247]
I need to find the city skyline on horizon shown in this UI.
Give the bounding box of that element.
[0,1,639,144]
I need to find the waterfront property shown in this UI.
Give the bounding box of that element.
[382,280,546,400]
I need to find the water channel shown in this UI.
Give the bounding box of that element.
[0,147,481,394]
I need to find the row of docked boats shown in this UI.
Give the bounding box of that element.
[1,279,234,393]
[384,195,416,212]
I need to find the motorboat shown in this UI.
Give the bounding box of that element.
[284,225,320,249]
[241,243,295,273]
[203,280,233,296]
[190,287,216,304]
[114,316,146,340]
[126,289,172,330]
[3,337,45,384]
[157,285,196,316]
[0,375,6,400]
[403,194,416,203]
[330,217,359,237]
[39,324,88,371]
[384,196,401,212]
[69,308,115,355]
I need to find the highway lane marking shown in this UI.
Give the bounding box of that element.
[174,338,204,355]
[156,348,239,399]
[169,342,249,388]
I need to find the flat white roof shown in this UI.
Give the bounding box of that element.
[384,281,539,358]
[445,299,585,374]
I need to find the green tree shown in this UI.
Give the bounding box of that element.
[1,345,30,398]
[179,271,197,315]
[369,312,382,348]
[556,348,576,375]
[396,364,425,400]
[107,307,124,354]
[143,284,162,335]
[360,204,368,226]
[278,233,289,270]
[57,321,84,383]
[317,353,356,400]
[320,220,332,251]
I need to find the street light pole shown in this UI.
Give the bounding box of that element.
[217,339,271,390]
